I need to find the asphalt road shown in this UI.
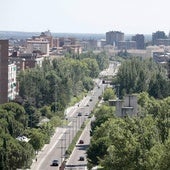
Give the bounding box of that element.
[30,79,103,170]
[65,117,92,170]
[30,62,118,170]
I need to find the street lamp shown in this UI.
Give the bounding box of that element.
[67,125,73,145]
[60,138,65,163]
[54,84,57,113]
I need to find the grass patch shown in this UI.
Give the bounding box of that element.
[65,129,83,156]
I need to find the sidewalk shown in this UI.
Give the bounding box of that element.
[30,127,66,170]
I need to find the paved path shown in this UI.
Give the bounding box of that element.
[30,127,65,170]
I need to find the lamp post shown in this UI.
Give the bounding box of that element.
[54,84,57,113]
[60,138,64,163]
[67,125,72,145]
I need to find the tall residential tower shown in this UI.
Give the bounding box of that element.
[106,31,124,46]
[0,40,8,104]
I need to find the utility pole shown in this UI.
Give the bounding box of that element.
[60,138,64,163]
[54,84,57,113]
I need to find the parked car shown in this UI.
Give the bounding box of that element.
[51,159,59,166]
[79,156,85,161]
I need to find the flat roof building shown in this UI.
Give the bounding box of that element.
[26,40,49,56]
[132,34,145,49]
[106,31,124,46]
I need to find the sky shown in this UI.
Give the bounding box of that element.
[0,0,170,35]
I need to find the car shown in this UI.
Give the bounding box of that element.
[85,113,89,116]
[78,112,82,116]
[79,140,84,144]
[51,159,59,166]
[79,156,85,161]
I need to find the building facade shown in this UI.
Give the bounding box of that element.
[115,94,138,117]
[152,31,167,45]
[118,41,136,50]
[132,34,145,49]
[0,40,8,104]
[26,40,49,56]
[106,31,124,46]
[8,63,17,101]
[155,39,170,46]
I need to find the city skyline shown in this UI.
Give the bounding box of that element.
[1,0,170,34]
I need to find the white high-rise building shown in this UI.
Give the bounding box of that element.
[8,63,17,101]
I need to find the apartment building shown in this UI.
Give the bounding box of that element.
[155,39,170,46]
[106,31,124,46]
[132,34,145,49]
[39,30,53,48]
[9,50,45,72]
[118,41,136,50]
[152,31,167,45]
[26,40,49,56]
[63,45,82,54]
[8,62,17,101]
[0,40,8,104]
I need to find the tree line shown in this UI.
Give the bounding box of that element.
[87,57,170,169]
[0,51,109,169]
[115,57,170,99]
[87,92,170,170]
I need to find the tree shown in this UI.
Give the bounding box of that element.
[90,105,115,135]
[28,128,45,151]
[103,88,116,101]
[116,57,170,98]
[0,133,34,170]
[0,102,28,127]
[88,114,166,169]
[0,103,28,137]
[158,138,170,170]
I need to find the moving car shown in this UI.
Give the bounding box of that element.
[78,112,82,116]
[79,156,85,161]
[51,159,59,166]
[79,140,84,144]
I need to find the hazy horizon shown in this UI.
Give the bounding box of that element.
[1,0,170,35]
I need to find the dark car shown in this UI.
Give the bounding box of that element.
[51,159,59,166]
[78,112,82,116]
[79,156,85,161]
[79,140,84,144]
